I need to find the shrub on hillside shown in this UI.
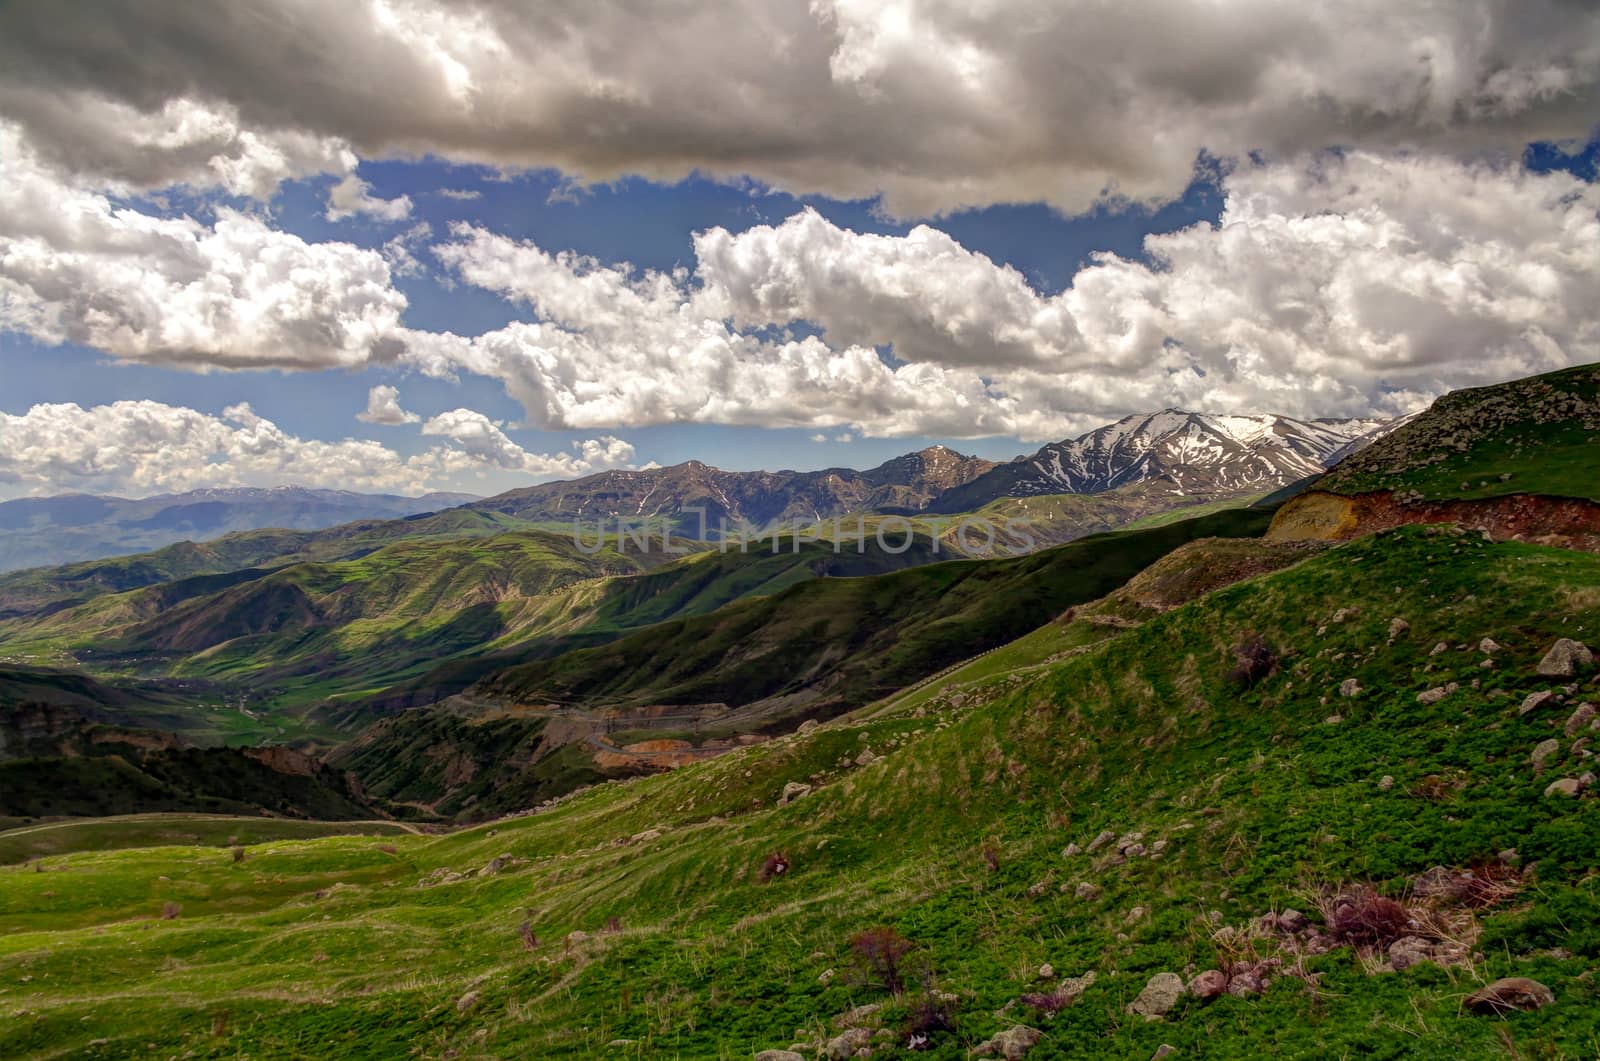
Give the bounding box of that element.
[1228,632,1279,687]
[850,926,915,995]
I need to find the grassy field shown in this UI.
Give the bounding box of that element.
[4,525,1597,1057]
[0,815,416,865]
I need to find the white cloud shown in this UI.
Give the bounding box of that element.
[357,384,420,425]
[326,172,413,222]
[420,408,635,477]
[411,151,1600,438]
[0,400,640,499]
[0,2,1595,215]
[438,188,482,201]
[0,123,408,371]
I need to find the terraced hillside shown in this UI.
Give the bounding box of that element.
[3,525,1597,1058]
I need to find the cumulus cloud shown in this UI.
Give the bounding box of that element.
[0,400,640,498]
[358,384,420,425]
[420,408,634,476]
[0,1,1595,214]
[0,123,408,371]
[326,172,413,222]
[408,151,1600,438]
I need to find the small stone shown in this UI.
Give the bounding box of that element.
[1062,843,1082,858]
[1532,738,1562,772]
[1388,936,1433,971]
[818,968,835,984]
[566,930,590,946]
[1465,977,1555,1014]
[1085,829,1117,853]
[1339,678,1361,698]
[1323,714,1342,725]
[1544,778,1583,798]
[1521,690,1555,715]
[1565,703,1596,737]
[1055,971,1096,1006]
[825,1028,872,1060]
[1038,963,1054,980]
[1538,639,1594,678]
[972,1026,1043,1060]
[1417,683,1458,705]
[779,781,813,805]
[797,719,819,734]
[1188,969,1228,1001]
[1127,972,1185,1020]
[1152,1047,1177,1061]
[456,990,479,1012]
[755,1052,806,1061]
[854,749,879,767]
[1389,617,1411,639]
[1278,908,1310,932]
[1378,774,1395,791]
[1124,843,1147,857]
[1479,638,1502,654]
[1074,882,1101,900]
[1430,642,1449,656]
[1151,840,1168,855]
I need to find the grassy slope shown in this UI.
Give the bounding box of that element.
[476,508,1275,715]
[0,815,414,865]
[1320,361,1600,502]
[2,527,1597,1057]
[0,509,528,619]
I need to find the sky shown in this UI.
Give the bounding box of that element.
[0,1,1597,501]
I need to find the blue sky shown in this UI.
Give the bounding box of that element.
[0,2,1596,500]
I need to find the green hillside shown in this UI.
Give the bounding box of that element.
[1320,362,1600,501]
[0,508,528,620]
[3,525,1596,1057]
[474,507,1275,717]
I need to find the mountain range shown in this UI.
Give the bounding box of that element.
[0,487,477,573]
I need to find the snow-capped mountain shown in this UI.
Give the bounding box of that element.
[930,410,1393,511]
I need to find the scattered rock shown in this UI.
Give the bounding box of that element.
[1465,977,1555,1014]
[629,829,662,845]
[797,719,819,734]
[834,1004,882,1029]
[1061,842,1082,858]
[1565,703,1597,737]
[1124,843,1148,857]
[1430,642,1449,656]
[456,990,479,1013]
[1532,738,1563,773]
[481,854,519,875]
[1479,638,1502,654]
[1055,971,1096,1006]
[1151,1047,1177,1060]
[1074,882,1101,901]
[1378,775,1395,791]
[972,1025,1043,1060]
[755,1052,806,1061]
[1520,690,1556,716]
[1339,679,1361,698]
[1150,840,1169,856]
[1085,829,1117,853]
[779,781,813,805]
[1417,683,1459,705]
[818,968,835,985]
[1189,969,1228,1002]
[854,749,879,767]
[1544,778,1583,798]
[565,930,590,946]
[1037,963,1054,980]
[1278,908,1311,932]
[1538,639,1594,678]
[1323,714,1342,726]
[826,1028,872,1059]
[1388,936,1434,972]
[1389,617,1411,639]
[1127,972,1185,1020]
[1226,966,1269,997]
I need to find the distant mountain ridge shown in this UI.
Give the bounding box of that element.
[468,445,999,531]
[0,487,478,572]
[930,410,1393,512]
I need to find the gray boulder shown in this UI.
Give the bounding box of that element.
[1538,639,1594,678]
[1127,972,1185,1020]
